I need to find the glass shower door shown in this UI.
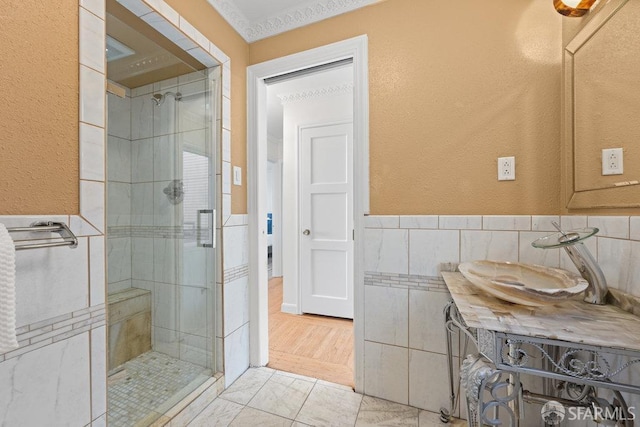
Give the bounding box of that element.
[172,70,217,371]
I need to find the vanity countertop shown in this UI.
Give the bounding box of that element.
[442,272,640,352]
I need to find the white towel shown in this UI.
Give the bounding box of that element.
[0,224,18,353]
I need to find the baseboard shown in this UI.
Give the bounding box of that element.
[280,303,298,314]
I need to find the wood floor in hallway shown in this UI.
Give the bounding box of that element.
[267,277,354,388]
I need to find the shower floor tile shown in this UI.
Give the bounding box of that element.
[108,351,211,427]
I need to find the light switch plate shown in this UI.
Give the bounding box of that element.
[233,166,242,185]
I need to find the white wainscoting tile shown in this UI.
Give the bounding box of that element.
[79,65,105,128]
[222,128,231,163]
[179,286,207,337]
[153,136,179,182]
[222,96,231,130]
[78,7,105,71]
[143,0,179,26]
[222,61,231,99]
[107,136,131,183]
[90,326,107,418]
[80,123,105,182]
[153,181,180,227]
[179,80,207,132]
[210,44,229,64]
[131,138,154,183]
[631,217,640,241]
[223,276,250,337]
[131,237,154,281]
[409,229,459,277]
[364,216,399,229]
[81,180,105,233]
[107,182,130,227]
[409,350,457,413]
[116,0,152,16]
[90,236,106,306]
[560,216,587,230]
[180,332,208,367]
[224,323,250,387]
[222,161,232,194]
[364,285,408,347]
[140,12,197,52]
[409,290,456,356]
[531,216,560,232]
[154,327,179,358]
[483,215,531,231]
[518,232,560,268]
[223,225,249,270]
[588,216,629,239]
[92,413,107,427]
[80,0,105,19]
[460,231,519,263]
[131,183,154,226]
[70,215,101,237]
[0,333,91,426]
[597,238,640,296]
[364,341,408,405]
[107,93,131,140]
[15,238,89,327]
[439,216,482,230]
[364,229,408,275]
[131,95,154,140]
[399,216,438,229]
[107,237,131,285]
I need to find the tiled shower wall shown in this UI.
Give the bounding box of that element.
[363,214,640,413]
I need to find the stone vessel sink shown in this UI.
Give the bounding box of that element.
[458,260,589,306]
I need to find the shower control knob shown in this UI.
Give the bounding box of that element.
[302,229,311,236]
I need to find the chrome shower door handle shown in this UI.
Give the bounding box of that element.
[197,209,214,248]
[302,229,311,236]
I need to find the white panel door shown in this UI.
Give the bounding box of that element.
[300,122,353,319]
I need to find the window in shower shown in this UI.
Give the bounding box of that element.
[105,3,219,425]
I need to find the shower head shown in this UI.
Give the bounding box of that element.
[151,91,182,106]
[152,93,164,106]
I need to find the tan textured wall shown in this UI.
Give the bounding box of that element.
[250,0,563,215]
[0,0,79,214]
[165,0,250,214]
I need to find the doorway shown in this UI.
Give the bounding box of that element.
[264,64,354,386]
[247,36,370,392]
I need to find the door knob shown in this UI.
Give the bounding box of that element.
[302,229,311,235]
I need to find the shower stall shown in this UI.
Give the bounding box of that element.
[106,67,219,425]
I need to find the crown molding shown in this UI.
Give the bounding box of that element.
[207,0,380,42]
[277,83,353,104]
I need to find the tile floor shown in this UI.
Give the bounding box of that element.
[108,351,211,427]
[185,367,465,426]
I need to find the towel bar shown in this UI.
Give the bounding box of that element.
[7,221,78,251]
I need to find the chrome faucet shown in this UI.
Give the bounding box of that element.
[533,222,609,305]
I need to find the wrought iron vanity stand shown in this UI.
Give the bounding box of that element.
[442,299,639,426]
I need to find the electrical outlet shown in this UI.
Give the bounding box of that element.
[602,148,623,175]
[498,156,515,181]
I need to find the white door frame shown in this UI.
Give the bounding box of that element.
[247,35,369,391]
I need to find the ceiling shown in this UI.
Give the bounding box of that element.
[207,0,383,42]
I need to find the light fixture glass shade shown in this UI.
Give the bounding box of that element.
[554,0,598,17]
